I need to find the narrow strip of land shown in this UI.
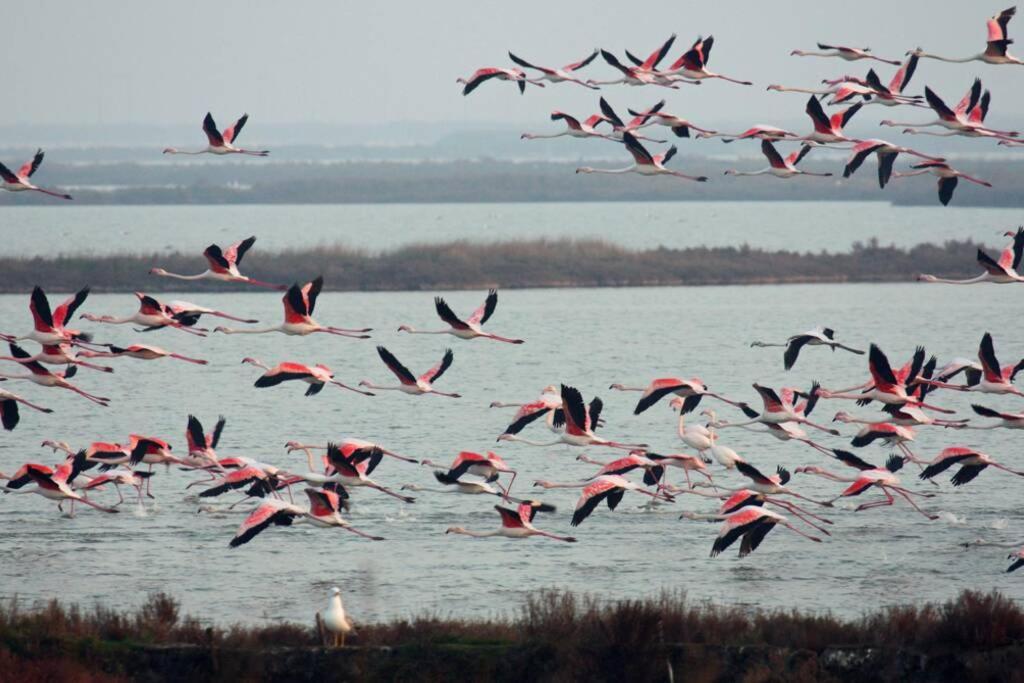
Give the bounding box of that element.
[0,238,984,293]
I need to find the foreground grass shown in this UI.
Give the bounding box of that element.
[2,590,1023,681]
[0,238,981,293]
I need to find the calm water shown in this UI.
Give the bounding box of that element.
[1,283,1023,625]
[2,201,1020,256]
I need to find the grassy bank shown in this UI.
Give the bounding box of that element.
[0,238,983,293]
[3,590,1024,681]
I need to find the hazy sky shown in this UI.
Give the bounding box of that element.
[6,1,1024,134]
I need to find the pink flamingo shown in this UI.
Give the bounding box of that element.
[213,277,370,338]
[791,43,900,65]
[457,67,544,95]
[608,376,744,415]
[909,7,1024,65]
[241,357,372,396]
[149,236,285,289]
[0,286,94,347]
[652,35,753,85]
[724,141,831,179]
[0,343,109,406]
[446,501,575,542]
[500,384,646,450]
[80,292,208,337]
[680,506,822,558]
[919,446,1024,486]
[360,346,459,397]
[78,343,207,365]
[919,227,1024,284]
[229,488,384,547]
[163,113,269,156]
[398,290,523,343]
[420,451,517,497]
[796,452,937,520]
[521,111,611,140]
[507,49,600,89]
[0,149,72,200]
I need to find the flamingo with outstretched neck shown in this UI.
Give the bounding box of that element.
[150,236,285,290]
[163,113,269,156]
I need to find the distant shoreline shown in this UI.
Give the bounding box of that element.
[0,238,984,294]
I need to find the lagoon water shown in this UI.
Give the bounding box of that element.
[3,200,1021,257]
[1,281,1023,626]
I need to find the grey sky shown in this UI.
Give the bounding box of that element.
[5,0,1024,136]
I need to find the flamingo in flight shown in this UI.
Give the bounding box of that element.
[795,450,937,520]
[698,125,802,144]
[645,35,753,86]
[707,402,835,458]
[608,376,745,415]
[360,346,460,397]
[0,342,113,374]
[163,113,269,156]
[580,450,712,490]
[521,111,611,141]
[725,383,839,435]
[680,506,822,558]
[398,290,523,343]
[724,141,831,179]
[493,385,565,438]
[281,442,415,504]
[446,501,575,542]
[919,227,1024,283]
[587,36,688,88]
[533,474,671,526]
[457,67,544,95]
[285,439,418,467]
[843,139,944,188]
[751,326,864,370]
[849,55,925,107]
[80,293,207,336]
[149,236,286,290]
[891,160,993,206]
[881,79,1019,139]
[3,453,118,515]
[213,277,371,338]
[820,344,953,413]
[628,106,717,138]
[419,451,517,497]
[500,384,646,450]
[229,488,384,548]
[576,132,708,182]
[676,485,833,536]
[597,97,668,143]
[919,446,1024,487]
[78,343,207,365]
[909,7,1024,65]
[709,461,834,508]
[967,404,1024,430]
[184,414,226,470]
[507,49,600,88]
[0,149,72,200]
[801,97,862,144]
[241,357,372,397]
[831,412,919,462]
[766,76,874,101]
[0,389,53,430]
[0,286,94,347]
[0,343,109,406]
[791,43,900,65]
[922,333,1024,397]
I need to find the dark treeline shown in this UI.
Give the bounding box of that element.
[3,590,1023,681]
[0,238,985,294]
[2,157,1024,206]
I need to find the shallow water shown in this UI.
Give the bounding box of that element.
[3,200,1019,257]
[1,283,1022,625]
